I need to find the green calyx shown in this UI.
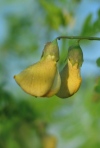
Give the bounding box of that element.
[68,44,84,67]
[41,39,59,61]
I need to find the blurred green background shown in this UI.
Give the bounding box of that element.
[0,0,100,148]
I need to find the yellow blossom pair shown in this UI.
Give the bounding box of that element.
[14,39,84,98]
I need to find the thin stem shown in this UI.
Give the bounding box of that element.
[56,36,100,41]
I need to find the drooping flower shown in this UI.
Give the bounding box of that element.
[14,39,61,97]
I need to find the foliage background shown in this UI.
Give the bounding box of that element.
[0,0,100,148]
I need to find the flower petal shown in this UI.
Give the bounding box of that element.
[14,56,57,97]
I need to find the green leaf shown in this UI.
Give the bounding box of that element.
[81,14,93,35]
[96,57,100,67]
[40,0,67,30]
[81,10,100,36]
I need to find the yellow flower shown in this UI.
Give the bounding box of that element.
[14,39,61,97]
[56,44,83,98]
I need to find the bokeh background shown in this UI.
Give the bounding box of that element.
[0,0,100,148]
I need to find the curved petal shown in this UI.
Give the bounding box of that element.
[56,60,82,98]
[14,56,57,97]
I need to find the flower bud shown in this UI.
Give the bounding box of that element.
[68,44,83,67]
[41,39,59,62]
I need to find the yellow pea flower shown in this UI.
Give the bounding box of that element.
[56,44,84,98]
[14,39,61,97]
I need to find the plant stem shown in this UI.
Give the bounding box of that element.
[56,36,100,41]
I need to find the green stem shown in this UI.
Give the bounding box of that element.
[56,36,100,41]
